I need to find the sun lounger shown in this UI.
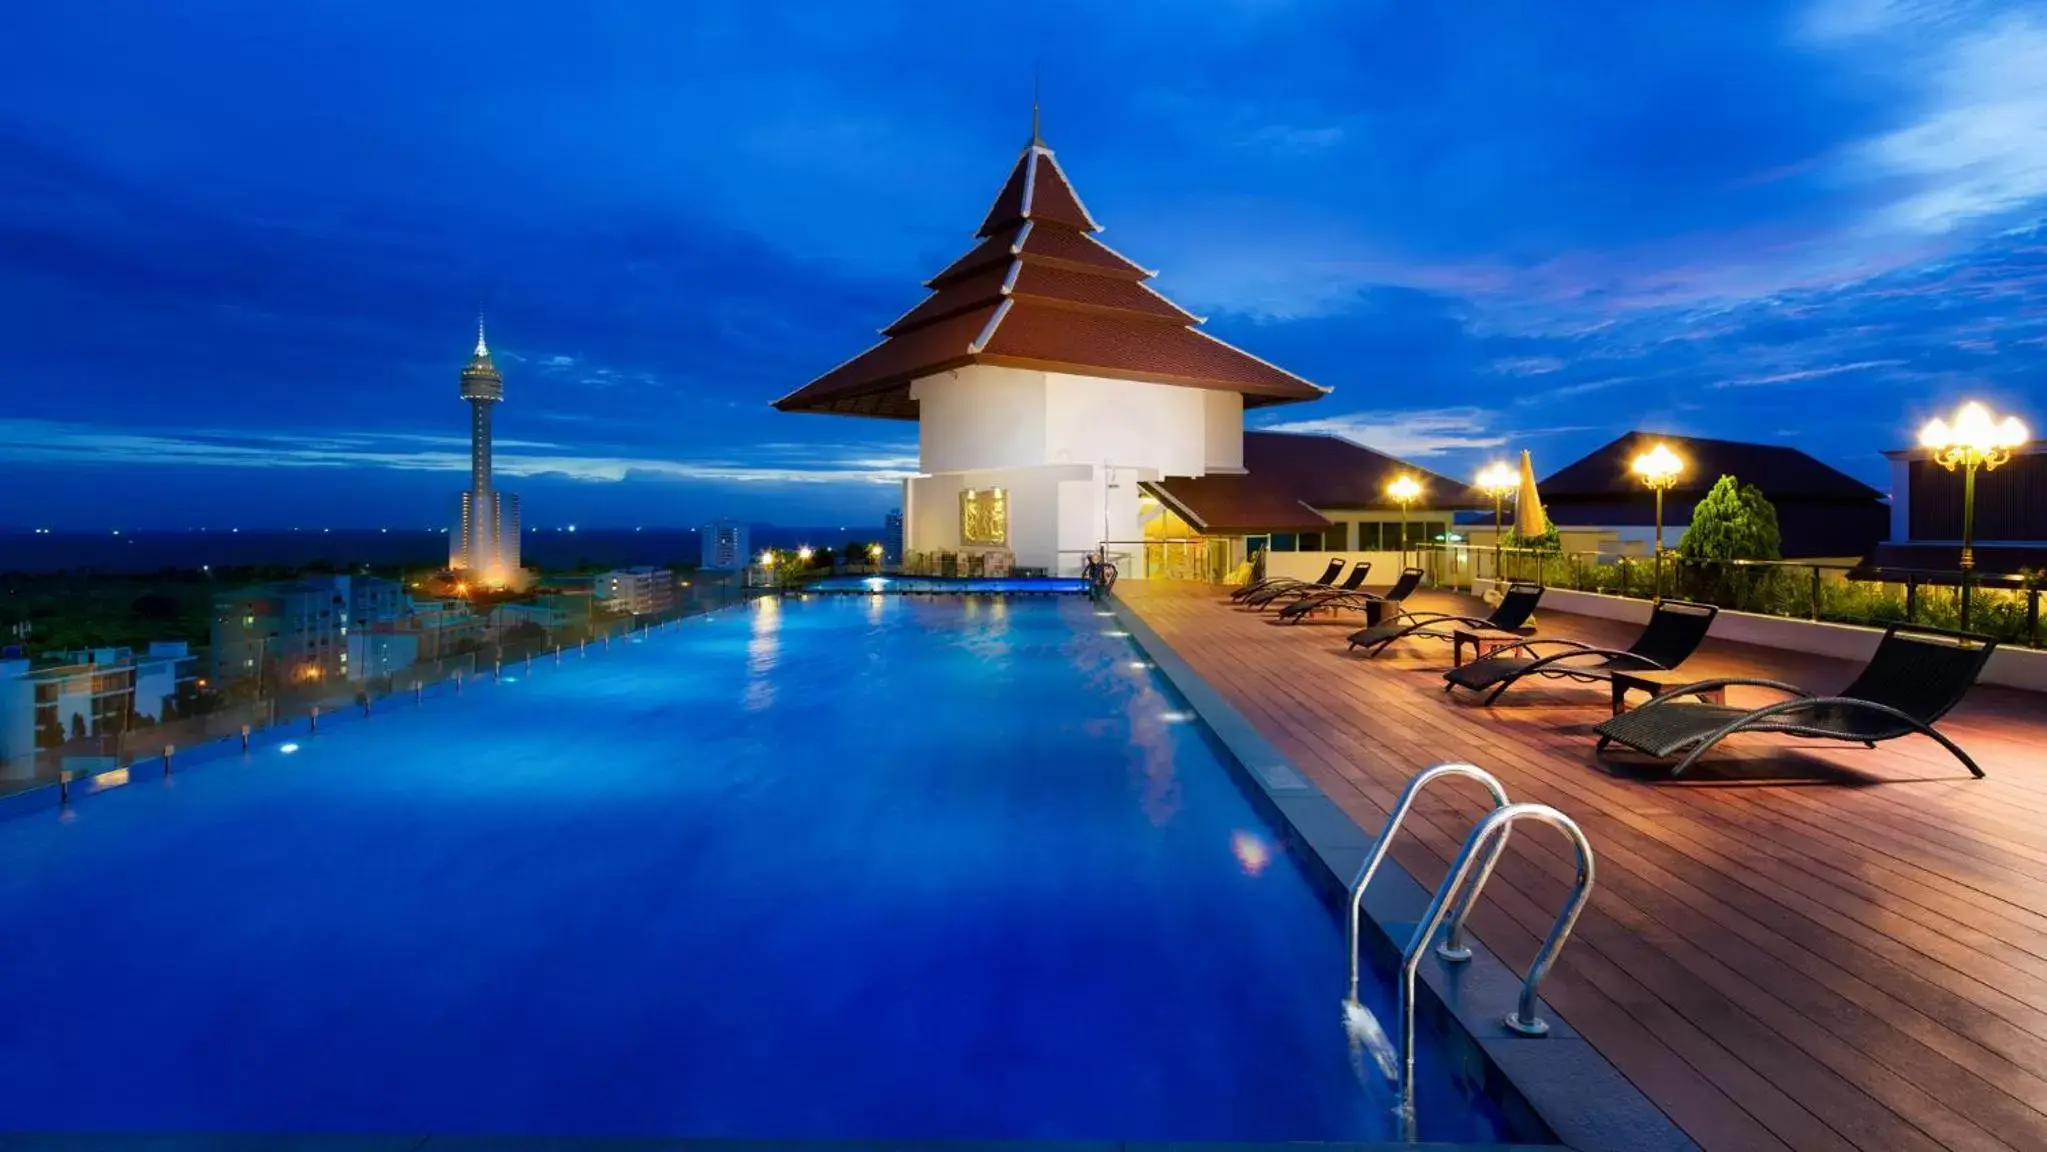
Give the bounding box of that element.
[1441,599,1719,704]
[1253,562,1371,611]
[1229,558,1342,603]
[1278,567,1423,623]
[1592,623,1995,777]
[1346,583,1544,655]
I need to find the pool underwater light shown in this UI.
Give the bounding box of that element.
[279,743,300,754]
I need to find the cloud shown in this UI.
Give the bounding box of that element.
[1244,124,1345,153]
[0,420,917,486]
[1713,358,1908,387]
[1490,356,1565,376]
[1253,408,1509,457]
[1807,2,2047,234]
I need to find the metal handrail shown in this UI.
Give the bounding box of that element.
[1396,802,1596,1118]
[1345,763,1513,1009]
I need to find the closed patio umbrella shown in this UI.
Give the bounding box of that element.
[1516,449,1548,538]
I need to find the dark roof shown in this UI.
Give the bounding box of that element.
[1542,432,1884,502]
[775,137,1326,420]
[1143,431,1489,534]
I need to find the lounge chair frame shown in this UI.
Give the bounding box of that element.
[1276,566,1414,622]
[1347,583,1544,654]
[1592,624,1996,777]
[1246,562,1368,609]
[1230,558,1342,603]
[1442,599,1719,705]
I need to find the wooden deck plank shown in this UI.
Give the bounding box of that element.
[1120,582,2047,1152]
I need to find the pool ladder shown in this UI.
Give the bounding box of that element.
[1345,763,1597,1118]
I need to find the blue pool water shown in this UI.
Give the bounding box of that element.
[0,595,1530,1143]
[806,574,1090,594]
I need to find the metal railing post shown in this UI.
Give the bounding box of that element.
[1810,565,1822,622]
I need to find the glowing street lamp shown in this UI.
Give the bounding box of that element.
[796,546,814,564]
[1386,473,1423,568]
[868,542,884,566]
[1630,442,1684,601]
[1921,401,2029,626]
[1475,462,1517,581]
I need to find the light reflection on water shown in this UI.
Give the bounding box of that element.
[744,597,780,712]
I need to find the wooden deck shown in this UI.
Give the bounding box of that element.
[1117,581,2047,1152]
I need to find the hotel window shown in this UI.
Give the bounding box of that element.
[1269,532,1297,552]
[959,487,1008,546]
[1298,531,1324,551]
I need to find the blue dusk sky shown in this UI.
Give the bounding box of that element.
[2,0,2043,529]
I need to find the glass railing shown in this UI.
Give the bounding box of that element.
[0,572,767,803]
[1414,543,2045,648]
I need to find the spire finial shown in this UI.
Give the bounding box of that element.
[474,312,488,357]
[1030,69,1042,146]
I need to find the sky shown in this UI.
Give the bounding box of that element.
[1,0,2043,529]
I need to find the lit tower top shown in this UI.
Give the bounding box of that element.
[460,316,503,497]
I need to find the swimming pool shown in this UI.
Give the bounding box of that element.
[0,594,1542,1144]
[806,574,1090,594]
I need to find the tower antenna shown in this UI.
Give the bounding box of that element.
[1030,67,1042,145]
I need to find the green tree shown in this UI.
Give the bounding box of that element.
[1675,475,1782,610]
[1679,475,1782,561]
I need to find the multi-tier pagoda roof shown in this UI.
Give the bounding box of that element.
[775,124,1326,419]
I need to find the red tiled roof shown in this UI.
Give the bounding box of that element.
[975,147,1098,236]
[1010,264,1193,322]
[776,306,997,419]
[1144,431,1489,533]
[1141,480,1333,535]
[778,134,1325,419]
[927,233,1017,287]
[1016,224,1149,280]
[884,264,1011,336]
[980,302,1314,403]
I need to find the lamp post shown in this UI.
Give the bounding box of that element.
[1630,442,1684,603]
[1920,401,2029,629]
[868,542,883,571]
[1475,462,1517,583]
[1386,473,1423,570]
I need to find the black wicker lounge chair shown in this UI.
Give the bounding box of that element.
[1346,582,1544,655]
[1254,562,1371,611]
[1441,599,1719,704]
[1592,624,1996,777]
[1277,566,1423,623]
[1230,558,1342,603]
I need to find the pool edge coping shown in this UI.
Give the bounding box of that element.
[1107,591,1699,1152]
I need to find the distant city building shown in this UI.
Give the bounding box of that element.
[884,508,903,561]
[701,520,751,571]
[212,574,407,686]
[448,320,525,587]
[594,567,676,616]
[0,642,196,779]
